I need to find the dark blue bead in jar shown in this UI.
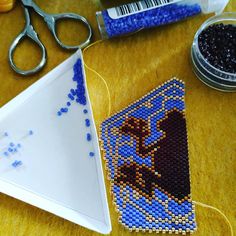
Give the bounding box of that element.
[191,12,236,92]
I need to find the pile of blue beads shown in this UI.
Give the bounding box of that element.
[57,59,95,158]
[100,3,201,38]
[57,59,87,117]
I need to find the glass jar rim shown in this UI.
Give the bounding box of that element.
[193,12,236,78]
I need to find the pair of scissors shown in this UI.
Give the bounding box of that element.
[9,0,92,76]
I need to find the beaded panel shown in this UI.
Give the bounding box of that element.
[100,78,196,234]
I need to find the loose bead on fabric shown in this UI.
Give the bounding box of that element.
[56,58,95,158]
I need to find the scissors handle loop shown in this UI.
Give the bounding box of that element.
[8,10,47,76]
[45,13,92,50]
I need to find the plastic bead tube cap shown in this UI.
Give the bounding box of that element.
[96,11,109,39]
[200,0,229,15]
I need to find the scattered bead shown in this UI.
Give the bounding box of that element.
[85,119,90,127]
[99,78,196,233]
[11,160,22,168]
[89,152,95,157]
[70,89,76,96]
[4,152,9,157]
[57,111,62,116]
[17,143,21,148]
[4,132,8,137]
[68,93,75,100]
[67,102,71,107]
[86,133,92,141]
[83,109,88,114]
[29,130,34,135]
[9,142,14,147]
[60,108,68,113]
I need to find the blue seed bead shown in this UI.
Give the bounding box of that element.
[87,133,92,141]
[70,89,76,96]
[17,144,21,148]
[29,130,33,135]
[83,109,88,114]
[10,142,14,147]
[67,102,71,107]
[12,160,22,168]
[60,108,68,113]
[4,132,8,137]
[4,152,9,157]
[68,94,75,100]
[89,152,95,157]
[85,119,90,127]
[57,111,62,116]
[8,148,13,152]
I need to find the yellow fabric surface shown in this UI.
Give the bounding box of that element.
[0,0,235,235]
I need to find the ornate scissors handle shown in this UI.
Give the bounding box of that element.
[9,0,92,75]
[23,0,92,50]
[44,13,92,50]
[8,7,47,76]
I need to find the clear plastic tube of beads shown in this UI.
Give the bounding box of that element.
[96,0,224,39]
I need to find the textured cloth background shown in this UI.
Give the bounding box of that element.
[0,0,235,235]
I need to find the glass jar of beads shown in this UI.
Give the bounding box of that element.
[191,12,236,92]
[96,0,229,39]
